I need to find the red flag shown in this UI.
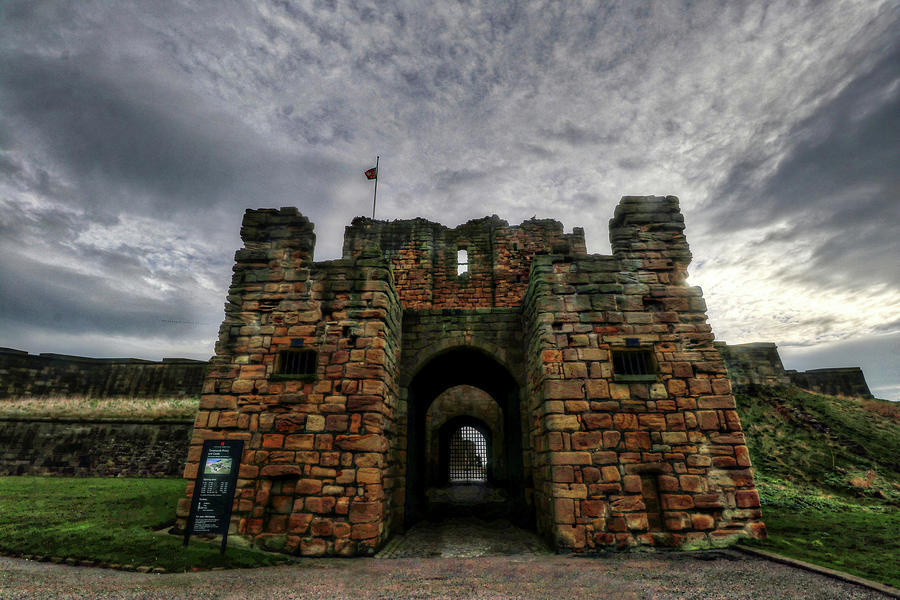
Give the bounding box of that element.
[364,167,377,180]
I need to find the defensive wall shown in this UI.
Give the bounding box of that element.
[173,196,767,556]
[714,342,873,397]
[786,367,873,398]
[0,347,206,398]
[0,344,870,403]
[0,417,192,477]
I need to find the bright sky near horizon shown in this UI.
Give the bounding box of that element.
[1,1,898,399]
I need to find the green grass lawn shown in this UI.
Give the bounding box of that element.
[0,477,289,572]
[743,475,900,588]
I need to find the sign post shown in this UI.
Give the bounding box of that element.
[184,439,244,554]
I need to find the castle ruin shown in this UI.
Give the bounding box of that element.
[175,195,766,555]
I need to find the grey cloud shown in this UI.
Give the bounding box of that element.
[1,53,253,211]
[706,34,900,289]
[0,49,350,251]
[516,143,555,158]
[616,157,649,171]
[539,121,617,147]
[433,168,490,189]
[0,253,210,340]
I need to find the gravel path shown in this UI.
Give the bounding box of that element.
[0,552,894,600]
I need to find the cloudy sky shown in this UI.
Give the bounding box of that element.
[1,1,898,399]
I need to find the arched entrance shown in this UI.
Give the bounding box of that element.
[404,346,531,529]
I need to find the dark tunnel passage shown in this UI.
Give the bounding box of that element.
[404,347,532,529]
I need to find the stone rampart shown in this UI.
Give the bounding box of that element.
[0,347,207,398]
[343,215,586,309]
[176,208,404,556]
[787,367,873,398]
[174,197,768,556]
[0,417,192,477]
[714,342,791,388]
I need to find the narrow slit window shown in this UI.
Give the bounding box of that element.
[612,350,654,376]
[639,473,664,532]
[448,426,487,483]
[279,350,317,375]
[457,249,468,276]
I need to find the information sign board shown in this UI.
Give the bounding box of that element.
[184,439,244,553]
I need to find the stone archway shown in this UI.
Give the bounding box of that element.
[403,346,532,529]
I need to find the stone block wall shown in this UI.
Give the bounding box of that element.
[175,208,403,556]
[0,417,192,477]
[424,385,505,486]
[714,342,791,388]
[179,196,764,556]
[342,215,586,309]
[0,348,206,398]
[787,367,873,398]
[523,196,764,551]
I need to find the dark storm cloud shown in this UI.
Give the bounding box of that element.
[0,253,206,339]
[0,51,347,218]
[706,33,900,289]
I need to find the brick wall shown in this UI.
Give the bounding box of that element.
[175,208,403,556]
[180,197,765,557]
[522,196,764,550]
[342,215,586,309]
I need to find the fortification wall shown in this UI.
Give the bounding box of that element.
[342,215,586,309]
[714,342,791,388]
[0,347,206,399]
[522,196,763,551]
[176,208,404,557]
[0,417,192,477]
[787,367,873,398]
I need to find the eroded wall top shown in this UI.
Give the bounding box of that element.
[342,215,586,309]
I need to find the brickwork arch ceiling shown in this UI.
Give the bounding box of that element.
[400,335,523,389]
[408,347,519,411]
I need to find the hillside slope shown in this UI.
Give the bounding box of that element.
[735,385,900,500]
[734,385,899,587]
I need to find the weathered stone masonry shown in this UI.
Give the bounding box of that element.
[0,348,206,399]
[176,196,766,555]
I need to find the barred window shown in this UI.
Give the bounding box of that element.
[279,350,317,375]
[448,426,487,483]
[612,350,655,376]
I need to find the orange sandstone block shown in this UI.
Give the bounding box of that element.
[662,494,694,510]
[735,489,761,508]
[262,434,284,449]
[691,514,716,530]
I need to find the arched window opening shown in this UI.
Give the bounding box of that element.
[448,426,487,483]
[457,249,468,276]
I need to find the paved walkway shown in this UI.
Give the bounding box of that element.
[0,519,895,599]
[376,517,550,558]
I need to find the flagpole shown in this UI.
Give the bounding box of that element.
[372,156,379,219]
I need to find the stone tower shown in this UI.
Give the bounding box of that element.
[176,196,765,555]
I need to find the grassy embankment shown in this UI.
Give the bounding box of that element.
[735,386,900,588]
[0,395,199,420]
[0,477,289,571]
[0,395,291,571]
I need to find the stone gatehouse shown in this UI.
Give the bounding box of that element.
[175,195,765,556]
